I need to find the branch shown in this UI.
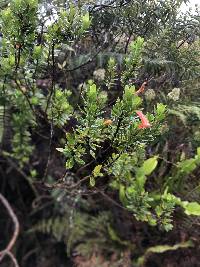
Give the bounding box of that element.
[35,175,91,191]
[49,174,90,189]
[0,194,20,267]
[96,188,126,210]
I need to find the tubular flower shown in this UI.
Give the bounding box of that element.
[135,81,147,95]
[136,111,151,129]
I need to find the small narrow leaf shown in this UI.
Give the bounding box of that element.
[56,148,64,152]
[119,184,126,205]
[82,12,90,29]
[58,63,63,69]
[197,147,200,157]
[90,176,95,187]
[93,165,103,177]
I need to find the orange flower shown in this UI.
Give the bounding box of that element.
[136,111,151,129]
[135,81,147,95]
[103,119,112,126]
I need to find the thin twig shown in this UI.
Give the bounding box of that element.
[0,194,20,267]
[96,188,126,210]
[43,43,56,181]
[42,175,91,191]
[5,251,20,267]
[6,157,38,196]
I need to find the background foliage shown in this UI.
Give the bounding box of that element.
[0,0,200,267]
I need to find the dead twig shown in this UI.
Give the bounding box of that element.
[0,193,20,267]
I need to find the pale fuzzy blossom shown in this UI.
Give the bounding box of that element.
[167,88,181,101]
[194,130,200,142]
[93,68,106,81]
[145,88,156,101]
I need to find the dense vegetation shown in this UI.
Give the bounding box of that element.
[0,0,200,266]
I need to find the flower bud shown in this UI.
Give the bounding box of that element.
[103,119,112,126]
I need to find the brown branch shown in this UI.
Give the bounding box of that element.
[0,194,20,267]
[44,175,91,190]
[43,43,56,182]
[96,189,126,210]
[5,157,38,197]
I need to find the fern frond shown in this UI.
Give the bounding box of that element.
[169,102,200,125]
[33,210,131,258]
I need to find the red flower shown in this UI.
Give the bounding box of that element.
[136,111,151,129]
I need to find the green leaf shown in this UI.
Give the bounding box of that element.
[197,147,200,157]
[90,176,95,187]
[119,184,126,205]
[89,83,96,94]
[82,12,90,30]
[178,158,197,174]
[33,45,42,58]
[156,103,167,120]
[146,240,193,254]
[156,103,166,114]
[184,202,200,216]
[196,147,200,163]
[66,158,74,169]
[140,156,158,176]
[137,241,193,266]
[93,165,103,177]
[136,175,147,189]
